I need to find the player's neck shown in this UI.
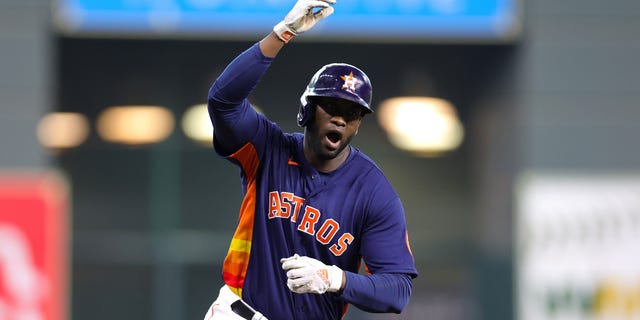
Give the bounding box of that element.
[303,144,351,173]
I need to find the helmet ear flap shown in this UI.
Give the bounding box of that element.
[297,103,308,127]
[297,93,310,127]
[297,97,315,127]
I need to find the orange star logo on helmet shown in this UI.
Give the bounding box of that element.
[340,72,359,92]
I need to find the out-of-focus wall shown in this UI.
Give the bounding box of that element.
[0,0,50,167]
[521,0,640,169]
[473,0,640,319]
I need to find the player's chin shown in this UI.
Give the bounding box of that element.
[318,142,346,160]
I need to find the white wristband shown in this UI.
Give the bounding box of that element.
[327,265,344,292]
[273,21,297,43]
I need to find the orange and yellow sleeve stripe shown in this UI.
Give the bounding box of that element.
[222,143,259,298]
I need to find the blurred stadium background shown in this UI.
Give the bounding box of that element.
[1,0,640,319]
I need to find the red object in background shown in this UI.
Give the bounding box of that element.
[0,171,69,320]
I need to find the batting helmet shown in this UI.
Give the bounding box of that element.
[297,63,373,127]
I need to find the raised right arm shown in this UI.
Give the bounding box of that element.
[207,0,335,154]
[207,36,280,155]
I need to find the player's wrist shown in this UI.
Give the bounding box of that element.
[327,265,344,293]
[273,21,297,43]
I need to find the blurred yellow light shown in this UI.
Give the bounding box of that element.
[378,97,464,157]
[97,105,174,145]
[181,103,264,147]
[37,112,90,149]
[182,104,213,145]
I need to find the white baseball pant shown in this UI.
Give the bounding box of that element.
[203,285,268,320]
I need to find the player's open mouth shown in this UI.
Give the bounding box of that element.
[326,131,341,144]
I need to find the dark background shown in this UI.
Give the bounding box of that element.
[3,0,640,319]
[56,38,512,319]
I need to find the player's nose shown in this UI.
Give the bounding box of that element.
[330,115,347,127]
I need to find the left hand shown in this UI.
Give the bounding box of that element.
[280,254,344,294]
[273,0,336,43]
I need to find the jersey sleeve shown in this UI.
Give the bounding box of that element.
[207,42,274,156]
[360,196,417,277]
[341,272,413,313]
[339,177,418,313]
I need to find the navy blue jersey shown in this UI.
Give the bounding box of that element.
[208,42,417,320]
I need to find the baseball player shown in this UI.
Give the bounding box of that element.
[203,0,418,319]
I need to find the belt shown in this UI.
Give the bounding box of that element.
[231,299,267,320]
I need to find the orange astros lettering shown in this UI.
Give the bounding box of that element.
[316,219,339,245]
[298,206,320,235]
[268,191,353,256]
[330,233,354,256]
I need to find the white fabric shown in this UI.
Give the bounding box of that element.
[273,0,336,42]
[203,285,268,320]
[280,254,344,294]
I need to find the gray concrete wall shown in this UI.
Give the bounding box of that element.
[0,0,50,168]
[519,0,640,169]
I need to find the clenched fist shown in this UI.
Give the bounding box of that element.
[280,254,344,294]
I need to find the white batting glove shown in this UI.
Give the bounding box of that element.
[273,0,336,43]
[280,254,344,294]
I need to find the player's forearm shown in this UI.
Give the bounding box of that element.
[340,272,413,313]
[208,42,274,107]
[259,32,286,58]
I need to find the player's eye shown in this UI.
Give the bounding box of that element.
[345,109,361,119]
[317,100,362,122]
[317,101,338,114]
